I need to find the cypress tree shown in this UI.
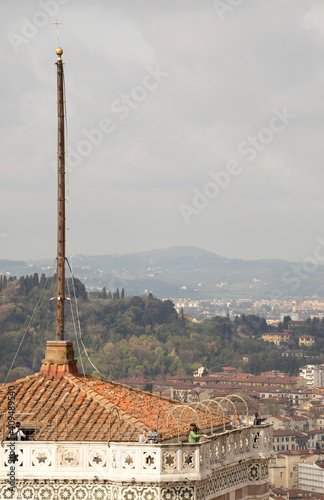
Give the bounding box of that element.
[40,273,46,288]
[33,273,39,287]
[25,276,31,293]
[18,276,27,295]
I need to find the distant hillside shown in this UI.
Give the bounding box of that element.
[1,246,324,299]
[1,275,322,383]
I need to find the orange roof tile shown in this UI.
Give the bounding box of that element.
[0,372,225,442]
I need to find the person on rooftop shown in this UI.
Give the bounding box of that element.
[253,412,267,425]
[188,423,208,443]
[147,428,160,443]
[13,422,26,441]
[232,411,242,428]
[138,429,148,443]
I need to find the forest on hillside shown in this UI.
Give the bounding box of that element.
[0,274,323,383]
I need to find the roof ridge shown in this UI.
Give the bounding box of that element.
[66,373,184,411]
[97,376,184,406]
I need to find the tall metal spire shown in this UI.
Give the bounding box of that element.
[56,46,65,340]
[40,47,78,377]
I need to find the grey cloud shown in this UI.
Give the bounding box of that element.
[0,0,323,262]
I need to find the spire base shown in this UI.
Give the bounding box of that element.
[40,341,78,378]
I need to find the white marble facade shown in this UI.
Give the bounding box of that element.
[0,424,272,500]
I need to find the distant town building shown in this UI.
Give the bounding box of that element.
[272,430,308,452]
[262,331,292,346]
[298,335,315,347]
[288,320,305,330]
[269,450,317,489]
[282,349,306,359]
[300,365,324,387]
[193,366,209,377]
[299,462,324,493]
[306,430,324,450]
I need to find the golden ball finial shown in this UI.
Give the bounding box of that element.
[56,47,63,55]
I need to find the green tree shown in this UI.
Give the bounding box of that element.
[283,315,291,330]
[39,273,46,288]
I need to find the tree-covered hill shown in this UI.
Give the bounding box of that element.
[0,274,323,383]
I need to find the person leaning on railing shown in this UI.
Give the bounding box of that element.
[188,423,208,443]
[253,412,267,425]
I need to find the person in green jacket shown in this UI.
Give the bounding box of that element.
[188,423,208,443]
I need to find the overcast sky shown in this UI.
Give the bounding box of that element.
[1,0,324,262]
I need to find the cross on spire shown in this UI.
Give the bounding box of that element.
[52,19,62,46]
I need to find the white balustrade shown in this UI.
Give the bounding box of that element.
[0,424,272,483]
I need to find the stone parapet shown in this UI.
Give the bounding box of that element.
[0,424,272,482]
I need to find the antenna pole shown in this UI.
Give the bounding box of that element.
[56,47,65,341]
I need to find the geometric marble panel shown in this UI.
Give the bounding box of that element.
[32,449,52,467]
[182,451,195,470]
[121,486,158,499]
[88,449,107,468]
[57,485,74,499]
[38,485,55,500]
[161,486,194,499]
[57,448,80,467]
[162,450,178,473]
[248,463,260,482]
[0,481,112,500]
[142,451,157,471]
[122,451,136,470]
[4,448,23,467]
[196,460,268,500]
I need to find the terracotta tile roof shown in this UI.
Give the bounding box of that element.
[307,430,322,436]
[273,430,302,437]
[278,450,316,456]
[0,372,225,442]
[167,382,196,390]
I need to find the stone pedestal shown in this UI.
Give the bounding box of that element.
[40,341,78,377]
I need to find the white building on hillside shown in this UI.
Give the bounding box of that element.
[299,365,324,387]
[299,461,324,493]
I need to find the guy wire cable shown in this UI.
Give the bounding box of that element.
[2,260,56,386]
